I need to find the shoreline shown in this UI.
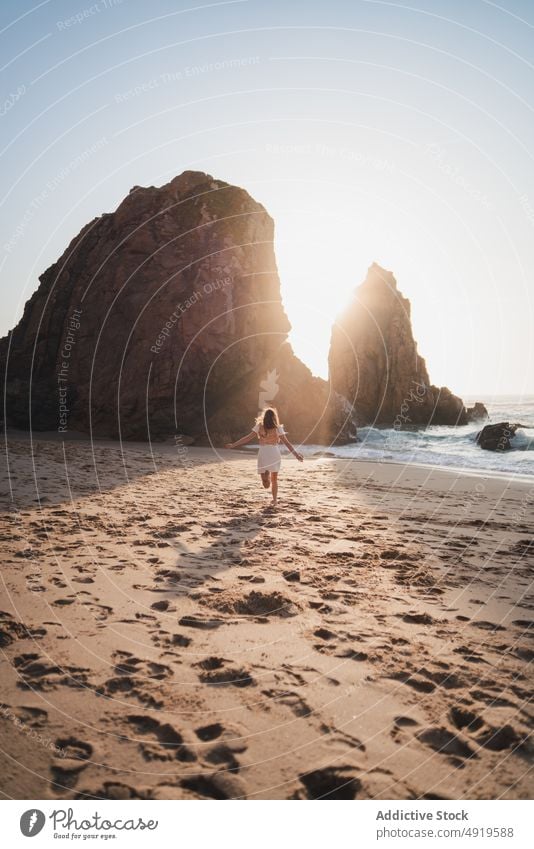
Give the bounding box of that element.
[5,428,534,486]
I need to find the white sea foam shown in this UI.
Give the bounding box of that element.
[296,396,534,478]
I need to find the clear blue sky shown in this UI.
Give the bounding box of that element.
[1,0,533,396]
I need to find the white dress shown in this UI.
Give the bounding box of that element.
[252,424,285,473]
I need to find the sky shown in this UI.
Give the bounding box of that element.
[1,0,533,397]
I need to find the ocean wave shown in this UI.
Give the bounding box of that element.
[299,414,534,477]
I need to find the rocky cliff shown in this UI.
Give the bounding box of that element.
[328,263,484,427]
[0,171,355,445]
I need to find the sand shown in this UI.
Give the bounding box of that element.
[0,432,533,800]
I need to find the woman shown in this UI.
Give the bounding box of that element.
[225,407,303,507]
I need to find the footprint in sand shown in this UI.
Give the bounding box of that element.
[337,648,369,661]
[390,715,420,744]
[178,614,224,630]
[386,669,436,694]
[75,782,148,800]
[400,612,436,625]
[0,612,46,646]
[450,706,530,754]
[416,726,476,761]
[180,772,247,800]
[319,722,366,753]
[0,703,48,727]
[195,722,224,741]
[195,656,255,688]
[453,645,487,665]
[135,612,157,622]
[96,652,173,708]
[51,737,94,792]
[512,619,533,630]
[474,724,529,753]
[154,569,182,585]
[449,706,484,732]
[111,651,171,680]
[79,600,113,622]
[313,627,337,641]
[417,667,465,690]
[203,742,242,772]
[470,620,507,633]
[513,645,534,662]
[297,766,361,800]
[124,715,196,762]
[469,689,518,709]
[150,600,172,612]
[261,688,312,717]
[151,630,192,649]
[14,653,90,691]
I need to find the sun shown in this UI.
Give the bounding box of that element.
[266,178,494,397]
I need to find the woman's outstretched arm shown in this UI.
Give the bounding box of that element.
[225,431,257,449]
[280,434,304,462]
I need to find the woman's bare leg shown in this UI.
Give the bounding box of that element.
[270,472,278,505]
[260,471,270,489]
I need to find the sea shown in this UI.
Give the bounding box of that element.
[300,396,534,479]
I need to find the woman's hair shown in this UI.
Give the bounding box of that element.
[256,407,279,431]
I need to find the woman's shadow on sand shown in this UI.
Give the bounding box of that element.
[157,504,277,605]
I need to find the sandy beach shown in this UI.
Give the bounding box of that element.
[1,433,532,800]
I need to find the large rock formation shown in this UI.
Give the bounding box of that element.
[207,341,356,445]
[0,171,355,445]
[328,263,485,427]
